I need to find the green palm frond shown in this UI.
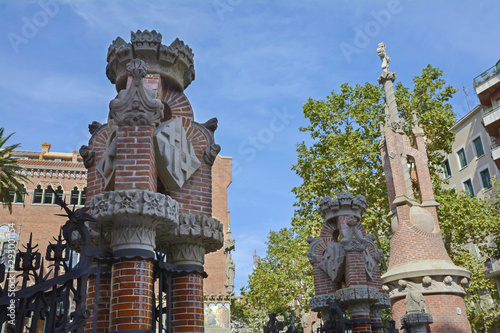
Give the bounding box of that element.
[0,128,30,213]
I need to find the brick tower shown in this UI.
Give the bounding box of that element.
[308,193,390,333]
[81,30,224,332]
[376,43,471,332]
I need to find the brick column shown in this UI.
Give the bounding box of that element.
[171,273,205,333]
[109,258,154,332]
[339,217,374,333]
[169,242,206,333]
[85,273,112,332]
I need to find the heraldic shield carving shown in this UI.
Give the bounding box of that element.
[154,117,201,190]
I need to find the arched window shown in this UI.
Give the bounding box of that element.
[44,185,54,204]
[80,187,86,206]
[33,185,43,204]
[70,186,86,206]
[70,187,80,205]
[55,185,64,203]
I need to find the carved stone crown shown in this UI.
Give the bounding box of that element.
[317,193,367,222]
[106,29,195,92]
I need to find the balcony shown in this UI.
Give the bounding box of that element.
[482,104,500,135]
[474,62,500,104]
[491,141,500,169]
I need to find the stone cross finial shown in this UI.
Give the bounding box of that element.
[377,42,390,72]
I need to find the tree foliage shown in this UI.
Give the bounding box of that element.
[239,228,313,331]
[0,128,28,213]
[240,66,500,331]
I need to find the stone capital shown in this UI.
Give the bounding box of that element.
[170,243,205,266]
[157,213,224,255]
[317,193,366,223]
[335,285,379,305]
[110,223,156,255]
[309,293,337,312]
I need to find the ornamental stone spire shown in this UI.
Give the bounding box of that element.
[377,42,471,332]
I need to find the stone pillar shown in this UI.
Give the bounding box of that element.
[84,30,224,333]
[308,194,390,332]
[337,216,377,333]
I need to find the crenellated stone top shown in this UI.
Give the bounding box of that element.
[106,29,195,92]
[317,193,367,222]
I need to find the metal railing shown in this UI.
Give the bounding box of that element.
[482,104,500,118]
[474,64,500,88]
[491,141,500,151]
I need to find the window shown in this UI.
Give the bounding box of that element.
[80,188,86,206]
[70,186,86,206]
[464,179,475,197]
[480,169,492,189]
[43,185,54,204]
[33,185,43,204]
[8,190,24,203]
[55,185,64,203]
[457,148,468,169]
[33,185,64,205]
[473,137,485,158]
[442,159,452,178]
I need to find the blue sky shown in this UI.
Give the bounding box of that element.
[1,0,499,293]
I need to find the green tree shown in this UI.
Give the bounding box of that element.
[242,65,500,330]
[241,228,313,331]
[0,128,28,213]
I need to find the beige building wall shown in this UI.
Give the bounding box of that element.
[441,105,500,199]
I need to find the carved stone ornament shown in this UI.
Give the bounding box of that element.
[388,118,406,134]
[156,213,224,255]
[192,118,221,166]
[383,274,468,299]
[364,234,383,280]
[335,285,380,305]
[154,117,201,190]
[110,223,156,253]
[317,193,367,223]
[170,243,205,266]
[96,129,117,191]
[89,189,179,231]
[79,145,95,169]
[106,30,195,91]
[318,241,345,283]
[108,59,164,126]
[225,252,235,294]
[377,70,397,85]
[309,293,337,312]
[340,217,368,252]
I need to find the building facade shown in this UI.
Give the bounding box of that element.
[441,105,500,199]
